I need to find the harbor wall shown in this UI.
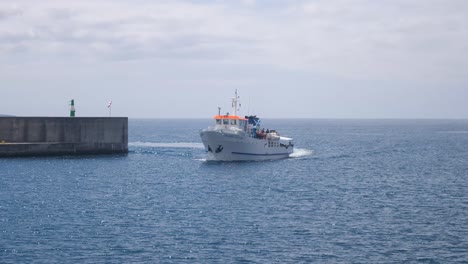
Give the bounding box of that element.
[0,117,128,157]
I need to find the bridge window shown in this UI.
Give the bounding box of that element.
[240,120,247,129]
[230,119,237,125]
[216,119,222,125]
[223,119,229,125]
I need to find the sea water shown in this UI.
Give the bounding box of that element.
[1,119,467,263]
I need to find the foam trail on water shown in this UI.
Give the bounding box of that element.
[129,141,205,149]
[437,131,468,134]
[289,148,313,158]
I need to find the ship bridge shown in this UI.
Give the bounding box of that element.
[213,115,247,130]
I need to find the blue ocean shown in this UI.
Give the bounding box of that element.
[1,119,467,263]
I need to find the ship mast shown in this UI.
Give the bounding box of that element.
[232,89,240,116]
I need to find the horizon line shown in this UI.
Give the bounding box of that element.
[2,115,467,120]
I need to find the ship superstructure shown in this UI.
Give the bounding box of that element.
[200,90,294,161]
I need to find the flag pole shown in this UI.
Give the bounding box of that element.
[107,100,112,117]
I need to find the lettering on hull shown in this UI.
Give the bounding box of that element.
[280,142,294,149]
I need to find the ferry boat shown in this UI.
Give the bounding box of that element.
[200,90,294,161]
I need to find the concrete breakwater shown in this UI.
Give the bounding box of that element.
[0,117,128,157]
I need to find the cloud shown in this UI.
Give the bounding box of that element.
[0,0,467,82]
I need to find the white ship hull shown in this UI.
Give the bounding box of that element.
[200,130,294,161]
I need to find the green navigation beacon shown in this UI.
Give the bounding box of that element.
[70,99,76,117]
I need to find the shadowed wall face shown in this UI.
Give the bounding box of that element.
[0,117,128,156]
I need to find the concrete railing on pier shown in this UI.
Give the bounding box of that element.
[0,117,128,157]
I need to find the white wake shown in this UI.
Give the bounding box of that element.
[437,131,468,134]
[289,148,313,158]
[129,141,205,149]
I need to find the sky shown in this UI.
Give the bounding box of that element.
[1,0,467,118]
